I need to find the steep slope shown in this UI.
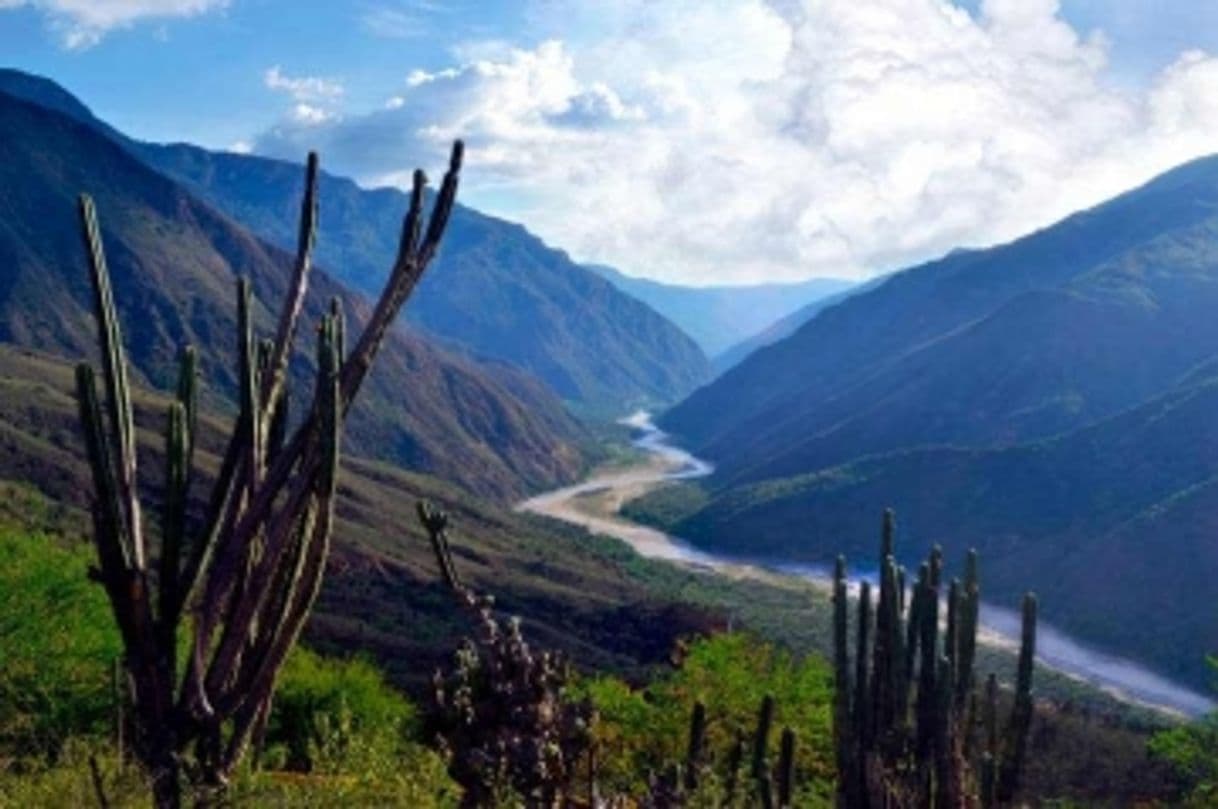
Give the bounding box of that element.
[137,145,710,412]
[656,370,1218,687]
[641,155,1218,689]
[0,344,719,687]
[588,264,854,357]
[0,89,585,500]
[0,70,711,413]
[663,155,1218,483]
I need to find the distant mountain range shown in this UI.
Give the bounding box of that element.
[588,264,854,359]
[710,280,874,373]
[0,86,585,501]
[657,155,1218,688]
[0,69,710,414]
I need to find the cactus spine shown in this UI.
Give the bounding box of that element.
[75,143,463,807]
[832,510,1037,808]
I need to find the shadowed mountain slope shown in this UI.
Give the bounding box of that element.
[0,88,586,500]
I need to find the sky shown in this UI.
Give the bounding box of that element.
[5,1,1218,285]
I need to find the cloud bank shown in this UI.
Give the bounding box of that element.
[255,0,1218,284]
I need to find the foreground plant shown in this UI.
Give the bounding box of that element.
[833,510,1037,808]
[74,142,463,807]
[417,502,594,808]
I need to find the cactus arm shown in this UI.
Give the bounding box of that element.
[997,592,1037,802]
[831,556,852,806]
[956,549,980,711]
[157,401,188,664]
[853,580,872,758]
[340,141,463,409]
[202,310,342,703]
[752,694,776,809]
[683,701,706,792]
[777,728,795,809]
[79,194,145,570]
[259,152,319,415]
[236,278,263,491]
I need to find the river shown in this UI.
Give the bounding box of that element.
[519,411,1216,718]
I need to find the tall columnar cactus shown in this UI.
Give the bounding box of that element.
[832,510,1037,808]
[75,142,464,808]
[639,694,796,808]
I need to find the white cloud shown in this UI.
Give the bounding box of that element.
[264,65,345,102]
[290,103,335,126]
[252,0,1218,284]
[1,0,228,48]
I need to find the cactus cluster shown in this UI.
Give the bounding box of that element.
[75,143,464,808]
[417,504,809,809]
[643,695,799,809]
[833,510,1037,808]
[418,502,595,808]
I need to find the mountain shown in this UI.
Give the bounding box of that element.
[0,70,711,414]
[711,280,874,373]
[664,157,1218,484]
[0,344,721,688]
[0,88,586,501]
[650,154,1218,688]
[589,264,854,357]
[659,370,1218,686]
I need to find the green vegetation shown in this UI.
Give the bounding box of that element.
[0,528,120,763]
[1150,658,1218,807]
[581,632,835,805]
[0,524,458,806]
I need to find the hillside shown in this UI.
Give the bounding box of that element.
[664,156,1218,484]
[0,70,712,414]
[648,369,1218,686]
[588,264,853,357]
[0,89,586,501]
[0,344,722,686]
[646,154,1218,689]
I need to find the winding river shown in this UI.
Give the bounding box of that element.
[519,412,1216,719]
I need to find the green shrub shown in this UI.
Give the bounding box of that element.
[1149,659,1218,807]
[263,646,419,774]
[0,529,121,763]
[579,632,835,805]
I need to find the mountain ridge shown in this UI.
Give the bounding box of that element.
[0,69,711,414]
[0,86,586,500]
[588,263,854,357]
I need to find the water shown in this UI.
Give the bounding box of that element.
[519,411,1216,718]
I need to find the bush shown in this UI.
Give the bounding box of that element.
[0,529,121,764]
[1149,660,1218,807]
[264,646,419,774]
[579,632,835,805]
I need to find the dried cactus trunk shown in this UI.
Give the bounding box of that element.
[75,142,464,807]
[831,510,1037,808]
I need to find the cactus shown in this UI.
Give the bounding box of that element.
[74,143,464,807]
[831,510,1037,808]
[417,502,594,808]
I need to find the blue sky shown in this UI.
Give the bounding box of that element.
[5,1,1218,284]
